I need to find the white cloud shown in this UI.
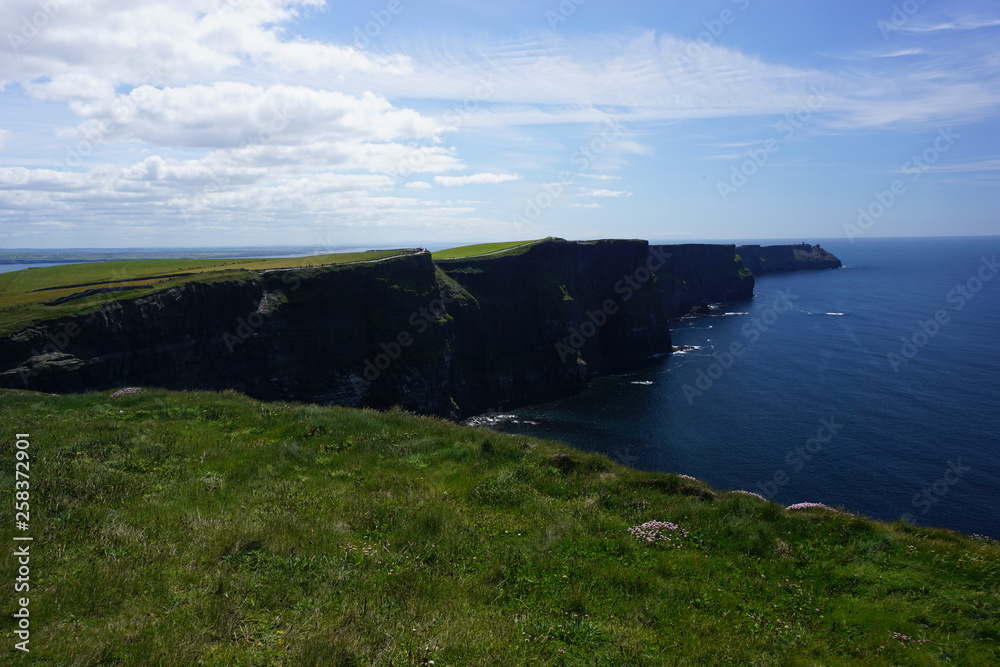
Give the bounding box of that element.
[333,29,1000,132]
[580,173,622,181]
[891,17,1000,34]
[0,0,406,99]
[613,140,654,156]
[873,49,925,58]
[343,31,847,127]
[0,129,10,150]
[435,172,521,186]
[906,156,1000,173]
[0,167,92,191]
[404,181,433,190]
[570,203,602,208]
[0,157,497,246]
[63,83,445,149]
[580,188,632,198]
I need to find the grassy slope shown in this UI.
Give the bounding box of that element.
[431,240,547,260]
[0,250,413,336]
[1,389,996,666]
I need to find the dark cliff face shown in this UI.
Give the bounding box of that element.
[0,278,267,394]
[439,239,677,412]
[0,240,764,419]
[0,254,458,415]
[653,243,754,314]
[737,244,842,275]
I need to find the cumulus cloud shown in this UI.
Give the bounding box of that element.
[0,0,407,98]
[434,173,521,186]
[64,84,445,149]
[404,181,433,190]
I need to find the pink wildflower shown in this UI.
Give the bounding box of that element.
[785,502,840,512]
[627,520,690,546]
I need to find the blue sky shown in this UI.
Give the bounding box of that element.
[1,0,998,248]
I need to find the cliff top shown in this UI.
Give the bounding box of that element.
[4,386,995,664]
[0,248,421,335]
[431,238,551,260]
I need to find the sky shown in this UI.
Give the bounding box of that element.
[1,0,999,249]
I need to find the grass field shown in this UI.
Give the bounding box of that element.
[431,240,547,260]
[0,249,415,336]
[2,388,997,665]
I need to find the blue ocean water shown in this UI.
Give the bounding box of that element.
[490,237,1000,538]
[0,263,77,274]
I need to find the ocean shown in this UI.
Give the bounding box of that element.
[486,236,1000,538]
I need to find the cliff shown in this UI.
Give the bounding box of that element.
[0,252,461,416]
[0,239,837,418]
[737,243,842,275]
[437,240,753,412]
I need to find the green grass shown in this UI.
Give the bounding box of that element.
[1,388,997,665]
[0,249,415,335]
[431,240,548,260]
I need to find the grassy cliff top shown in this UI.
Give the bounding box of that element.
[431,239,551,260]
[2,388,996,665]
[0,249,418,335]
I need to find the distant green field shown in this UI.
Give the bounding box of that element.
[431,240,546,260]
[0,249,415,335]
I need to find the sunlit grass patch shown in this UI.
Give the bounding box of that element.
[1,387,997,665]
